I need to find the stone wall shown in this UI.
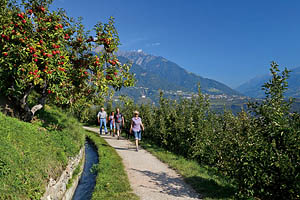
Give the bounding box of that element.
[41,147,85,200]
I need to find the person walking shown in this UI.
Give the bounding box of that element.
[130,110,144,152]
[97,107,108,135]
[109,111,116,136]
[114,108,125,140]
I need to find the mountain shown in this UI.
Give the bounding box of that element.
[116,50,241,102]
[236,67,300,98]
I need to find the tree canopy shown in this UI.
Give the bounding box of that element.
[0,0,135,121]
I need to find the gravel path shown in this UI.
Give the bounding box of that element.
[83,126,201,200]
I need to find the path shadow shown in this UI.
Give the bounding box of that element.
[111,146,130,151]
[185,176,235,199]
[112,145,139,151]
[131,168,201,199]
[101,136,128,141]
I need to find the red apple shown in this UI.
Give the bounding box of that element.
[17,13,24,19]
[40,7,45,12]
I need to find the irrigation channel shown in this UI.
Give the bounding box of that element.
[72,138,99,200]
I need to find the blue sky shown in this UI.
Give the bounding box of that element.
[51,0,300,88]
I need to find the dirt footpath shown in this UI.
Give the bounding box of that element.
[83,126,201,200]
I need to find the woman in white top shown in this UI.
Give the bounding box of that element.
[130,111,145,152]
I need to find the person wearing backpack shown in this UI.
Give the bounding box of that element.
[114,108,124,140]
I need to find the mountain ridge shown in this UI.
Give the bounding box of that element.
[236,66,300,98]
[117,50,241,100]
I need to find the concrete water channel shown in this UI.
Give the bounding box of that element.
[72,138,99,200]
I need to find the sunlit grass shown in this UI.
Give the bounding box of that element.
[86,131,139,200]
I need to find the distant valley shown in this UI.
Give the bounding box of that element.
[110,50,300,113]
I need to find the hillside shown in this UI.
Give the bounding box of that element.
[0,106,85,199]
[236,66,300,98]
[116,50,241,102]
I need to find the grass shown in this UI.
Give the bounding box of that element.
[86,131,139,200]
[127,137,237,200]
[0,105,85,200]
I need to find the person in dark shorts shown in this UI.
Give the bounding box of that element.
[130,110,144,152]
[114,108,124,140]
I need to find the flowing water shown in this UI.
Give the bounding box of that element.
[72,139,99,200]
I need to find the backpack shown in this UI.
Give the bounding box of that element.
[115,113,122,123]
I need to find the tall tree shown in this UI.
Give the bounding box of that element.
[0,0,135,121]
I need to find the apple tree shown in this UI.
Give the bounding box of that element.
[0,0,134,121]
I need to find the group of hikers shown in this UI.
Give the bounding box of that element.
[97,107,144,151]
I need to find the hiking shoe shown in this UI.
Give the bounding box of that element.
[117,136,120,140]
[136,148,138,152]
